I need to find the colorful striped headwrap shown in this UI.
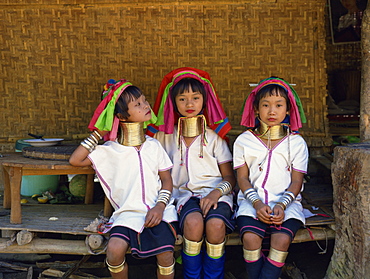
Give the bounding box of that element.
[240,77,306,131]
[88,79,156,141]
[146,67,231,139]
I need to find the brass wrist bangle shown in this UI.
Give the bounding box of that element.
[276,202,286,210]
[215,187,224,196]
[215,181,232,196]
[93,130,102,140]
[252,199,262,207]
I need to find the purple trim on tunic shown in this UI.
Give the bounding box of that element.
[253,132,265,145]
[137,150,150,211]
[255,134,291,204]
[252,131,288,149]
[88,158,120,209]
[233,163,246,170]
[179,207,199,229]
[292,167,307,174]
[159,165,173,172]
[184,138,192,191]
[268,225,296,239]
[110,232,131,242]
[131,244,175,255]
[206,213,235,231]
[239,225,266,238]
[271,135,288,150]
[261,149,272,203]
[280,227,294,237]
[218,159,232,165]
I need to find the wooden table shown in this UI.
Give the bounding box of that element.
[1,153,95,224]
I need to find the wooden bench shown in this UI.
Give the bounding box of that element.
[0,199,335,255]
[0,153,335,255]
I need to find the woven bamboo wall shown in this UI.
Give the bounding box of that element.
[0,0,329,152]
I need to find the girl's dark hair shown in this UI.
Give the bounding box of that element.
[114,85,143,119]
[253,84,291,111]
[170,78,207,112]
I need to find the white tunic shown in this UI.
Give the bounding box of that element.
[155,127,233,211]
[88,136,177,233]
[233,130,308,224]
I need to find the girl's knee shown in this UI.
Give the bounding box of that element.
[183,213,204,240]
[106,238,128,264]
[242,232,262,250]
[271,233,291,251]
[205,218,226,243]
[156,251,174,266]
[206,218,225,231]
[184,212,203,228]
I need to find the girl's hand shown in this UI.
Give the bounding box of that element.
[144,203,165,228]
[271,204,285,225]
[254,201,273,224]
[200,190,221,217]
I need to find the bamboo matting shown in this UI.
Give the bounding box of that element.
[0,203,103,235]
[0,1,329,149]
[22,145,79,161]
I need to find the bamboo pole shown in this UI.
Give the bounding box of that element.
[0,238,91,255]
[225,227,335,246]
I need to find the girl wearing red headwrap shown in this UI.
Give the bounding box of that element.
[234,77,308,279]
[148,67,235,279]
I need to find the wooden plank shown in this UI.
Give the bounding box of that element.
[0,153,94,171]
[0,238,91,255]
[0,203,104,235]
[2,166,11,208]
[42,268,95,279]
[226,226,335,245]
[36,261,105,269]
[10,167,22,224]
[0,261,28,271]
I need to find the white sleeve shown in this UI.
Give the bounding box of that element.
[233,135,246,170]
[155,140,173,172]
[291,136,309,173]
[213,135,232,164]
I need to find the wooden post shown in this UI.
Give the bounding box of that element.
[360,2,370,142]
[325,145,370,278]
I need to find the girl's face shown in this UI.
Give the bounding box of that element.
[256,94,288,126]
[175,87,204,118]
[124,95,152,122]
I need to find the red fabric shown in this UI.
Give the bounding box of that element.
[149,67,231,139]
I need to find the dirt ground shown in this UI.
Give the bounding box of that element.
[0,239,334,279]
